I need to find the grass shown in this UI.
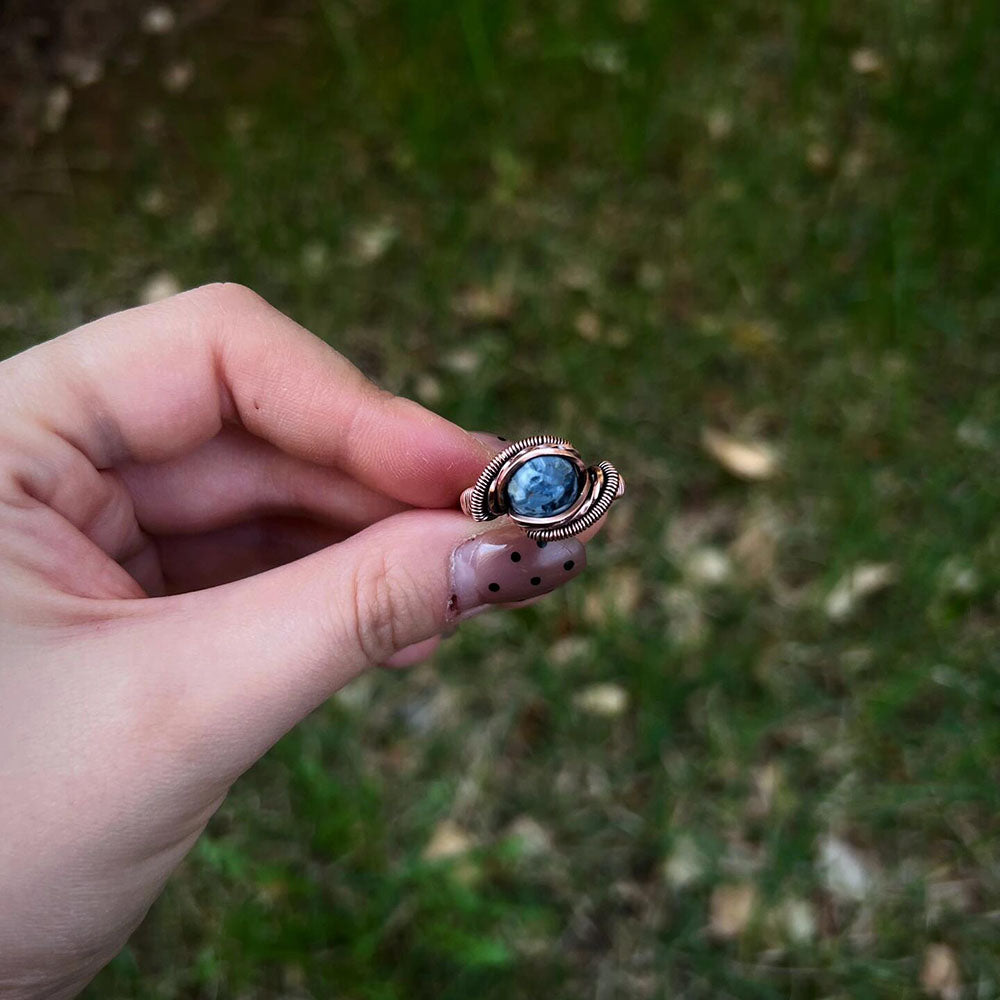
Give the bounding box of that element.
[3,0,1000,996]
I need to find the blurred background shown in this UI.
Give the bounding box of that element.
[2,0,1000,996]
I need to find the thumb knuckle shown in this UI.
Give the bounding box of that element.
[346,550,427,665]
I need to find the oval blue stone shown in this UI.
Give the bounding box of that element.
[505,455,581,518]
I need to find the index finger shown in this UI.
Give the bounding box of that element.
[5,283,494,508]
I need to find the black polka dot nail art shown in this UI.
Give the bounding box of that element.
[450,529,587,616]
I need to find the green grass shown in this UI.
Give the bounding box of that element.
[3,0,1000,996]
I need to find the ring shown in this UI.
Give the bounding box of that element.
[459,434,625,540]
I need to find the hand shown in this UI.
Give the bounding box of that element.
[0,284,589,998]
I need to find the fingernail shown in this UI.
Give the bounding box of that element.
[471,431,511,448]
[449,527,586,620]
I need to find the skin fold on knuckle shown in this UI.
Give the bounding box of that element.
[344,548,427,668]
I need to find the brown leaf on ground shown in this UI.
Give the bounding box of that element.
[921,943,961,1000]
[850,47,885,75]
[505,816,554,858]
[701,428,779,480]
[573,683,629,717]
[583,567,642,624]
[574,309,602,341]
[817,835,875,902]
[451,283,515,323]
[730,504,782,581]
[708,883,756,939]
[662,834,705,889]
[776,897,817,944]
[350,218,397,264]
[140,271,181,304]
[423,820,475,861]
[617,0,650,24]
[825,563,897,621]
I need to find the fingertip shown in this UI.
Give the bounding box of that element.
[361,399,498,508]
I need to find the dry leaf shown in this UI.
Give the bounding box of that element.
[413,374,442,405]
[142,5,176,34]
[351,219,397,264]
[332,673,374,712]
[139,187,167,215]
[956,419,992,449]
[938,558,979,596]
[848,902,877,950]
[617,0,649,24]
[607,325,631,347]
[583,567,642,624]
[825,563,897,621]
[163,60,194,93]
[557,262,598,291]
[851,47,885,75]
[706,107,733,142]
[574,309,602,341]
[661,585,707,648]
[921,943,961,1000]
[806,141,834,173]
[548,635,593,666]
[663,503,736,559]
[730,506,781,581]
[191,203,219,237]
[506,816,554,858]
[817,835,874,902]
[748,761,781,818]
[423,820,474,861]
[63,53,103,87]
[777,897,816,944]
[451,284,515,323]
[442,347,482,374]
[584,42,626,76]
[140,272,181,304]
[701,428,779,480]
[708,883,756,939]
[42,86,71,132]
[684,546,732,586]
[573,683,629,717]
[663,835,704,889]
[730,319,779,354]
[926,878,975,922]
[300,241,329,275]
[637,261,663,290]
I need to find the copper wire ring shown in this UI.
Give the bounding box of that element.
[459,434,625,540]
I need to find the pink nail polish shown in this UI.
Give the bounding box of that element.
[449,527,586,619]
[471,431,511,448]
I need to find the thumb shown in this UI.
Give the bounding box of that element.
[131,508,585,778]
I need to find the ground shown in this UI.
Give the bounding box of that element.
[1,1,999,997]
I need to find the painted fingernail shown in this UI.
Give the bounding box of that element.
[471,431,511,448]
[449,527,586,620]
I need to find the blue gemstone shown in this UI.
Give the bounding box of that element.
[506,455,581,518]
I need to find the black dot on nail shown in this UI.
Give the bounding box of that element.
[497,436,508,441]
[488,582,500,593]
[531,576,542,586]
[536,540,547,548]
[563,560,575,571]
[510,551,521,562]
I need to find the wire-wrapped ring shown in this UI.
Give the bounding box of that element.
[459,435,625,540]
